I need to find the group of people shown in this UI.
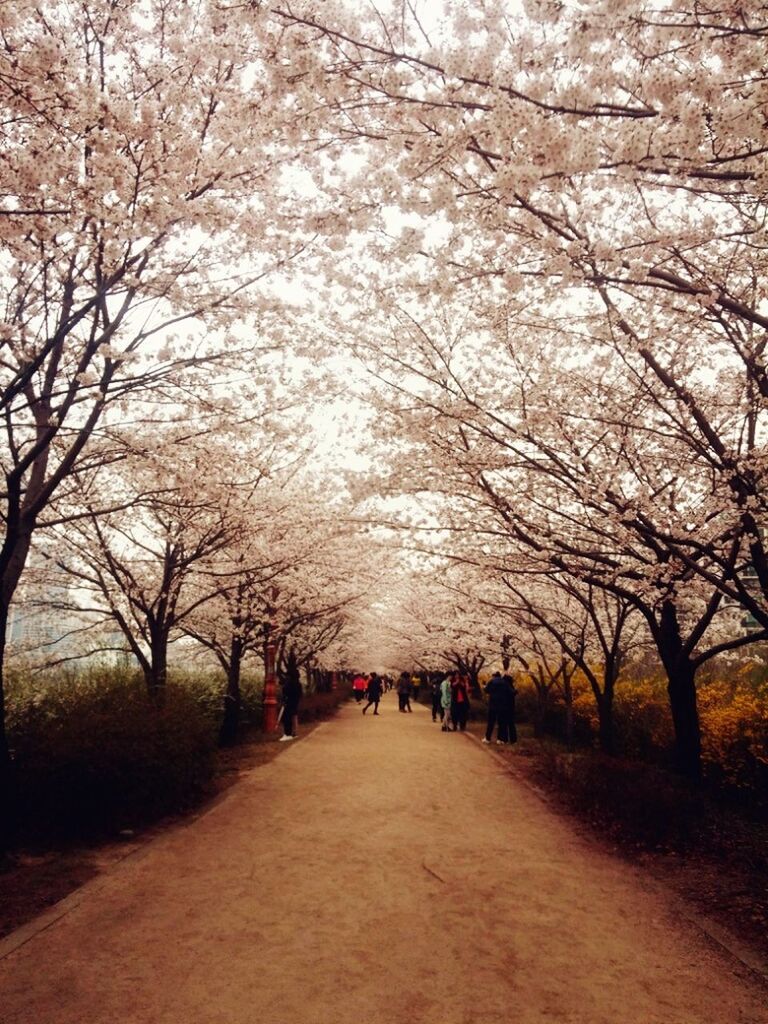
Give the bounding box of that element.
[354,666,518,744]
[337,666,520,747]
[360,672,383,715]
[430,672,471,732]
[481,671,518,745]
[353,672,396,703]
[428,670,517,742]
[352,671,418,714]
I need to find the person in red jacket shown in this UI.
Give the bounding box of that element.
[352,673,367,703]
[450,673,470,732]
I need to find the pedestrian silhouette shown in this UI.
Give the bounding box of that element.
[362,673,382,715]
[396,671,413,712]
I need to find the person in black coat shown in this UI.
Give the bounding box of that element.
[396,671,413,712]
[483,670,515,744]
[362,673,383,715]
[279,653,303,741]
[498,673,518,744]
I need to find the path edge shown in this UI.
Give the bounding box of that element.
[464,730,768,988]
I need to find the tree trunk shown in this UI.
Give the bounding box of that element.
[219,637,243,747]
[656,601,702,781]
[665,660,702,780]
[532,674,550,738]
[0,612,16,855]
[0,524,35,853]
[501,633,511,671]
[563,672,575,752]
[595,688,615,755]
[146,629,169,695]
[468,668,480,698]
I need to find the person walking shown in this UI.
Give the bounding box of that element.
[451,673,470,732]
[396,671,412,712]
[362,673,382,715]
[483,670,512,744]
[440,674,453,731]
[279,653,303,742]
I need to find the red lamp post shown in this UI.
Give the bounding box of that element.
[262,628,278,733]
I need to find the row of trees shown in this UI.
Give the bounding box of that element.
[2,1,766,850]
[265,1,768,779]
[0,0,386,842]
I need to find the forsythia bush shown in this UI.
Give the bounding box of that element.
[698,672,768,793]
[167,667,265,728]
[522,662,768,799]
[608,679,676,761]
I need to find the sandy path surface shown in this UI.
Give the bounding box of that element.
[0,697,765,1024]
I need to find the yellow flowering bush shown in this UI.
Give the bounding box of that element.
[698,671,768,792]
[522,661,768,798]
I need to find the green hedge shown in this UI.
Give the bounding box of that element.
[8,674,217,838]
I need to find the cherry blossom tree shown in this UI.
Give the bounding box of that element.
[346,293,766,778]
[0,0,356,831]
[176,473,382,739]
[489,574,641,753]
[46,436,256,693]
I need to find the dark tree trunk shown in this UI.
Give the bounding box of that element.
[467,667,481,699]
[596,694,615,755]
[219,637,243,747]
[656,601,702,781]
[563,671,575,752]
[0,614,16,854]
[501,634,511,672]
[589,667,617,755]
[0,524,35,853]
[146,629,169,695]
[665,660,702,780]
[532,677,550,738]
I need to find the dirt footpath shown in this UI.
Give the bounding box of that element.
[0,697,765,1024]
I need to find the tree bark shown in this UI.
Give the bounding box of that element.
[595,692,615,755]
[146,628,169,695]
[532,671,550,738]
[563,670,575,752]
[0,521,35,851]
[656,601,702,781]
[0,613,16,854]
[219,637,243,746]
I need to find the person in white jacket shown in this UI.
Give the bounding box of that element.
[440,675,453,732]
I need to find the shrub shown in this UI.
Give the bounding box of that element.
[698,675,768,798]
[8,671,217,839]
[168,666,265,730]
[299,684,352,722]
[610,678,675,763]
[539,749,708,849]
